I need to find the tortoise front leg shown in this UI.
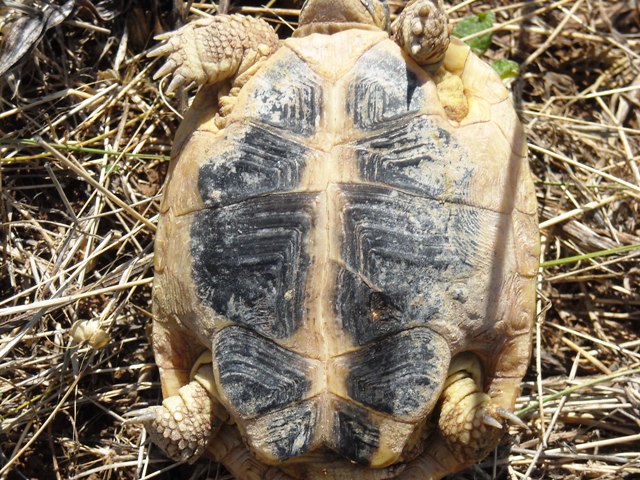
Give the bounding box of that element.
[391,0,449,68]
[148,14,279,92]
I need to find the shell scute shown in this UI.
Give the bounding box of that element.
[342,328,450,419]
[198,124,313,209]
[190,193,316,339]
[213,327,316,417]
[244,400,319,463]
[236,52,323,136]
[347,45,425,130]
[332,401,381,464]
[334,185,490,345]
[352,116,472,202]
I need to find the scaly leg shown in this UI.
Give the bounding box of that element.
[391,0,449,68]
[126,363,222,463]
[148,14,279,92]
[438,352,507,461]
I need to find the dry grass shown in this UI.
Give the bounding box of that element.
[1,0,639,479]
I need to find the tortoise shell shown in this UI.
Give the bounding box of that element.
[152,27,538,479]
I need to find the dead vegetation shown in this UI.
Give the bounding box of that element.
[0,0,638,479]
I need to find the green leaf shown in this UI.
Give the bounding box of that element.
[492,58,519,79]
[452,11,496,54]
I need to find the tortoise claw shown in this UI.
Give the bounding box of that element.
[153,58,179,81]
[496,406,529,430]
[123,406,160,424]
[147,39,173,59]
[153,31,174,42]
[482,413,503,430]
[166,73,188,93]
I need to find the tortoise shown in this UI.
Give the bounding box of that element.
[129,0,540,478]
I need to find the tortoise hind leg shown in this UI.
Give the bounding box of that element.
[396,352,511,480]
[127,370,221,463]
[437,352,507,461]
[148,14,279,92]
[391,0,449,67]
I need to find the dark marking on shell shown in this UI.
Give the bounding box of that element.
[244,55,322,135]
[335,185,480,345]
[347,45,423,130]
[214,326,312,417]
[346,328,449,417]
[332,401,380,465]
[246,400,319,461]
[198,124,310,208]
[191,193,316,339]
[354,116,473,201]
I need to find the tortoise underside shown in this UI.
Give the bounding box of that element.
[153,31,538,470]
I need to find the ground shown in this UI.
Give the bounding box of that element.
[0,0,639,479]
